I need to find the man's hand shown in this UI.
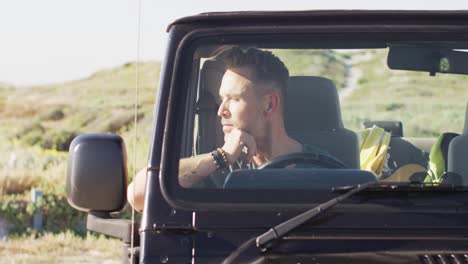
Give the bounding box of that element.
[222,127,257,164]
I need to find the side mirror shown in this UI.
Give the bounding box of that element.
[66,134,128,213]
[66,134,138,255]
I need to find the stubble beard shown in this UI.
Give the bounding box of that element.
[255,121,273,157]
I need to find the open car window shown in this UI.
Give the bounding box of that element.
[175,42,468,193]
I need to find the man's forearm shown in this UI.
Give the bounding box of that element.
[127,152,218,210]
[178,153,217,188]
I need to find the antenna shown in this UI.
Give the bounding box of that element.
[131,0,142,261]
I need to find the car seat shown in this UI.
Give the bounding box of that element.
[285,76,359,168]
[362,120,403,137]
[196,59,225,155]
[447,103,468,184]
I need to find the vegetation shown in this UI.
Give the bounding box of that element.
[0,232,121,263]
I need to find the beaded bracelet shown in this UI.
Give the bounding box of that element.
[217,148,229,165]
[210,149,228,170]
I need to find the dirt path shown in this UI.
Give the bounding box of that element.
[339,52,373,100]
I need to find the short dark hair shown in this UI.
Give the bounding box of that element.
[218,47,289,102]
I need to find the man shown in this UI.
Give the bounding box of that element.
[128,47,320,211]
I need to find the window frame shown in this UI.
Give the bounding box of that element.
[158,25,468,212]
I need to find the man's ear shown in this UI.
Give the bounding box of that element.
[264,92,280,114]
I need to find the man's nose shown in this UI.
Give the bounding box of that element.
[217,101,229,118]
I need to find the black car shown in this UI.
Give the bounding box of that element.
[67,10,468,263]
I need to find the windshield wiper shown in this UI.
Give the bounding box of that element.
[222,181,376,264]
[255,180,376,252]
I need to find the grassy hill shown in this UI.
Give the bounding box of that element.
[1,62,160,187]
[1,61,160,146]
[341,50,468,137]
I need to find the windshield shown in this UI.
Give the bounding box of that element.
[177,43,468,191]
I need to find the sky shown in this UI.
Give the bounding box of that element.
[1,0,468,86]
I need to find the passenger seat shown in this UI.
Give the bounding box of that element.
[448,103,468,184]
[286,76,360,169]
[363,120,403,137]
[196,59,225,155]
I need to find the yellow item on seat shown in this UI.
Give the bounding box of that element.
[424,132,460,184]
[381,164,426,182]
[357,125,391,176]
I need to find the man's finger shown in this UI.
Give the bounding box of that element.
[243,135,257,163]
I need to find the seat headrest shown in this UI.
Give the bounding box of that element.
[285,76,343,132]
[200,60,225,105]
[362,120,403,137]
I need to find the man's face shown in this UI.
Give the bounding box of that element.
[217,67,266,136]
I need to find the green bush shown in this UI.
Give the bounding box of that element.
[41,130,78,151]
[22,130,45,146]
[97,112,144,134]
[40,192,87,235]
[16,122,45,138]
[0,191,87,236]
[358,77,368,85]
[0,195,31,235]
[16,122,47,147]
[40,108,65,121]
[382,103,405,112]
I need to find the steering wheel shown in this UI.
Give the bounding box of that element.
[258,151,349,169]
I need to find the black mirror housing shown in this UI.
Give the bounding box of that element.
[66,134,128,213]
[388,46,468,76]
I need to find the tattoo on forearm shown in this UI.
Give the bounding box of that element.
[180,170,199,187]
[179,154,213,188]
